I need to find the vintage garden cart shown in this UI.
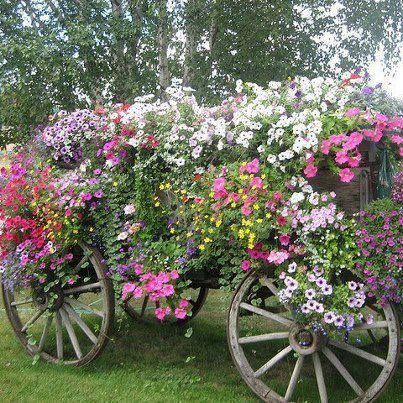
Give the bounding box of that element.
[1,139,401,403]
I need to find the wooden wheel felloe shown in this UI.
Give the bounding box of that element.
[123,285,208,325]
[2,242,114,366]
[227,270,400,402]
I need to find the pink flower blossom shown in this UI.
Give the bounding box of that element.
[241,259,251,271]
[339,168,354,183]
[174,307,187,320]
[155,306,171,321]
[345,107,361,118]
[279,234,290,246]
[303,163,318,178]
[240,158,260,174]
[250,176,263,189]
[241,204,252,216]
[179,299,189,309]
[267,250,289,265]
[213,177,228,199]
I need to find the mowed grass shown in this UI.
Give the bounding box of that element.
[0,290,401,403]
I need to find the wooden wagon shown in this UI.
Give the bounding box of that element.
[1,140,401,402]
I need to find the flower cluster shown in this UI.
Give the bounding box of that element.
[2,71,402,325]
[0,154,84,286]
[356,199,402,304]
[41,109,108,163]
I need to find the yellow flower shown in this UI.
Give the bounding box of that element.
[159,184,165,190]
[208,228,214,234]
[231,202,236,208]
[165,183,172,189]
[113,182,118,187]
[215,220,222,227]
[240,174,248,181]
[266,213,272,219]
[257,218,263,223]
[201,229,205,234]
[253,204,259,210]
[186,232,193,237]
[261,174,266,179]
[204,237,212,243]
[170,228,176,234]
[209,192,214,198]
[155,201,161,207]
[180,189,186,194]
[210,217,215,222]
[199,244,205,250]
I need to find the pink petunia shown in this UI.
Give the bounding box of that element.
[250,176,263,189]
[240,158,260,174]
[279,234,290,246]
[335,150,349,165]
[320,140,331,155]
[241,259,251,271]
[339,168,355,183]
[179,299,189,309]
[303,163,318,178]
[174,308,187,320]
[241,204,252,216]
[345,107,361,118]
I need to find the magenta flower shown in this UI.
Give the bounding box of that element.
[339,168,354,183]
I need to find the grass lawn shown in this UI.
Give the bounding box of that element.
[0,289,401,402]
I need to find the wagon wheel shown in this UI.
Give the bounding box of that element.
[123,285,208,325]
[227,270,400,402]
[2,242,114,366]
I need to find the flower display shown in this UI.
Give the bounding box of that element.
[1,70,402,327]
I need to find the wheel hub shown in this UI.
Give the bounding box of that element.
[32,285,64,311]
[289,326,327,355]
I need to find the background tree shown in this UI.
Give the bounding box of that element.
[0,0,402,144]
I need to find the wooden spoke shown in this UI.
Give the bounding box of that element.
[352,321,388,331]
[64,282,102,296]
[11,298,33,307]
[59,308,82,359]
[38,315,53,352]
[21,309,46,333]
[313,353,328,403]
[254,345,293,378]
[240,302,293,327]
[239,332,289,344]
[261,277,279,296]
[72,252,93,274]
[329,339,386,366]
[65,297,104,318]
[55,311,64,360]
[140,295,149,317]
[63,304,98,344]
[284,355,304,401]
[322,347,363,396]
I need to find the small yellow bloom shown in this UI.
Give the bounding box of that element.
[159,184,165,190]
[208,228,214,234]
[216,220,222,227]
[266,213,272,219]
[209,192,214,198]
[257,218,263,224]
[155,202,160,207]
[186,232,193,237]
[199,244,205,250]
[113,182,118,187]
[253,204,259,210]
[204,237,212,243]
[231,202,236,208]
[170,228,176,234]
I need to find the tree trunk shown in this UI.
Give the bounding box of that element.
[157,0,171,100]
[182,0,198,88]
